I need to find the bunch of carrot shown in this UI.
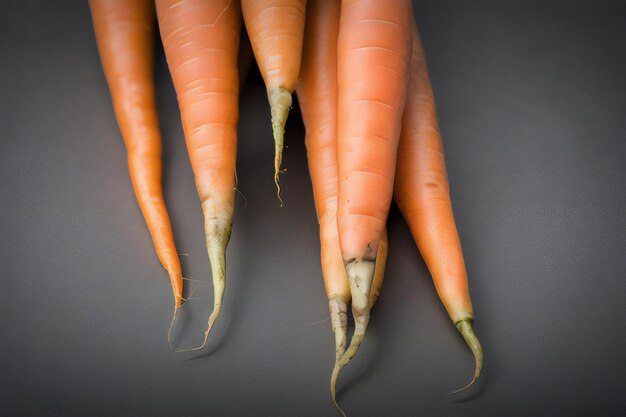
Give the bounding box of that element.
[89,0,483,413]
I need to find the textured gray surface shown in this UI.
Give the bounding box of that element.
[1,1,625,416]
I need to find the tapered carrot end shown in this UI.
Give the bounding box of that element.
[267,86,292,202]
[178,205,233,352]
[167,305,179,352]
[203,214,232,338]
[329,296,348,361]
[328,258,376,414]
[343,257,376,363]
[452,319,483,393]
[167,270,184,310]
[178,300,222,353]
[330,319,367,417]
[174,213,231,353]
[330,362,347,417]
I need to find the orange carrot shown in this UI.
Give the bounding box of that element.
[298,0,347,363]
[89,0,183,309]
[335,0,412,391]
[241,0,306,198]
[297,0,388,410]
[156,0,241,349]
[394,21,483,390]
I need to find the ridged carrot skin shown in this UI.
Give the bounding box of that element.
[298,0,347,329]
[297,0,388,410]
[156,0,241,348]
[335,0,412,396]
[394,21,483,390]
[89,0,183,309]
[241,0,306,197]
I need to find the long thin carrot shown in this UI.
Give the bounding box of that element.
[241,0,306,199]
[156,0,241,349]
[89,0,183,309]
[335,0,412,391]
[394,21,483,390]
[297,0,346,361]
[296,0,388,411]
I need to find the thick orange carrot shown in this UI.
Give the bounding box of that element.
[89,0,183,309]
[394,21,483,390]
[297,0,388,410]
[156,0,241,349]
[241,0,306,198]
[335,0,412,389]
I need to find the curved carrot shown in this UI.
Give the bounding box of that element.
[89,0,183,309]
[335,0,412,392]
[156,0,241,349]
[394,21,483,390]
[297,1,388,411]
[241,0,306,198]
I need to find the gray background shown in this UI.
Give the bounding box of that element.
[1,1,625,416]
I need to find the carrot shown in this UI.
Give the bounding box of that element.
[155,0,241,349]
[89,0,183,309]
[241,0,306,199]
[297,0,346,363]
[394,21,483,390]
[335,0,412,394]
[296,0,388,410]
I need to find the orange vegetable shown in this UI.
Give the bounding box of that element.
[156,0,241,349]
[298,1,347,345]
[89,0,183,309]
[335,0,412,392]
[241,0,306,198]
[394,21,483,390]
[297,0,387,411]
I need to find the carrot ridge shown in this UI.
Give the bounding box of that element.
[89,0,184,309]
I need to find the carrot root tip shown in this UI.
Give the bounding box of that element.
[340,258,375,367]
[330,362,348,417]
[452,318,483,393]
[329,296,348,360]
[268,86,292,201]
[167,306,179,352]
[342,258,376,366]
[193,205,233,351]
[167,270,183,309]
[329,258,376,415]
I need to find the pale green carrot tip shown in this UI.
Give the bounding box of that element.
[329,258,376,415]
[330,317,366,417]
[201,217,232,344]
[328,297,348,416]
[175,216,232,353]
[452,318,483,393]
[329,297,348,361]
[267,87,292,203]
